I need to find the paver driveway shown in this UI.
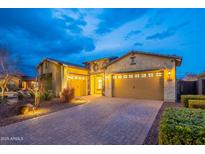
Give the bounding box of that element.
[0,96,163,145]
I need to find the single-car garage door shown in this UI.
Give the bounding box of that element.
[112,71,164,100]
[68,75,86,97]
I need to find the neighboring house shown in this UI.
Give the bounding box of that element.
[0,75,22,91]
[177,72,205,98]
[198,71,205,95]
[37,51,182,102]
[177,74,198,100]
[0,75,36,92]
[21,76,37,90]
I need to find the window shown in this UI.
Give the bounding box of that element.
[135,74,140,78]
[113,76,117,79]
[123,75,128,78]
[156,72,162,77]
[141,74,146,78]
[118,75,122,79]
[148,73,154,77]
[98,79,102,89]
[128,74,133,78]
[68,76,73,79]
[130,56,136,65]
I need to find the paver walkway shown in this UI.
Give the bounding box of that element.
[0,96,163,145]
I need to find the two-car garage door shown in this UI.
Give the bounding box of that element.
[112,71,164,100]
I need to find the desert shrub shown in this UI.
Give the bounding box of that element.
[41,90,53,101]
[188,100,205,109]
[61,88,74,103]
[159,108,205,145]
[181,95,205,107]
[28,89,35,98]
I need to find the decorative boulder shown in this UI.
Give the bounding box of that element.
[19,103,35,115]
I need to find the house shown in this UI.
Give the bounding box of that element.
[0,75,21,91]
[37,51,182,102]
[177,72,205,98]
[21,76,37,90]
[0,75,36,92]
[197,71,205,95]
[177,74,198,100]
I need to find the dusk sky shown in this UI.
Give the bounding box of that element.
[0,8,205,78]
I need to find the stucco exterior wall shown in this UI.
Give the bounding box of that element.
[38,61,89,97]
[90,75,95,95]
[105,53,177,102]
[104,74,112,97]
[37,61,62,96]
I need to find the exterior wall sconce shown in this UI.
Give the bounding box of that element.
[167,70,172,81]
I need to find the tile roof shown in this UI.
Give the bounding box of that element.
[37,58,88,70]
[83,56,118,64]
[105,50,182,67]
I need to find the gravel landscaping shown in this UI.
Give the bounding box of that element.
[143,101,183,145]
[0,98,85,127]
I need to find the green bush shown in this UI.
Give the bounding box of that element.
[41,91,53,101]
[188,100,205,109]
[181,95,205,107]
[159,108,205,145]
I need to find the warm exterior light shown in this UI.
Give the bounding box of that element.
[167,70,172,81]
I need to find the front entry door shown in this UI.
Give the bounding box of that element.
[95,76,103,94]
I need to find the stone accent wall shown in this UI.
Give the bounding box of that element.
[105,53,177,102]
[104,74,112,97]
[88,59,109,74]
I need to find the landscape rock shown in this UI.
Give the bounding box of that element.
[19,103,35,115]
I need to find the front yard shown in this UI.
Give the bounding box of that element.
[1,94,205,145]
[0,97,162,145]
[0,97,87,127]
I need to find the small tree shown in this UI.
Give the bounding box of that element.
[29,82,41,107]
[0,47,19,100]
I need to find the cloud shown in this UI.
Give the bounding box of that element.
[0,9,95,75]
[95,9,148,34]
[134,42,143,46]
[146,21,190,40]
[145,9,168,28]
[125,30,141,40]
